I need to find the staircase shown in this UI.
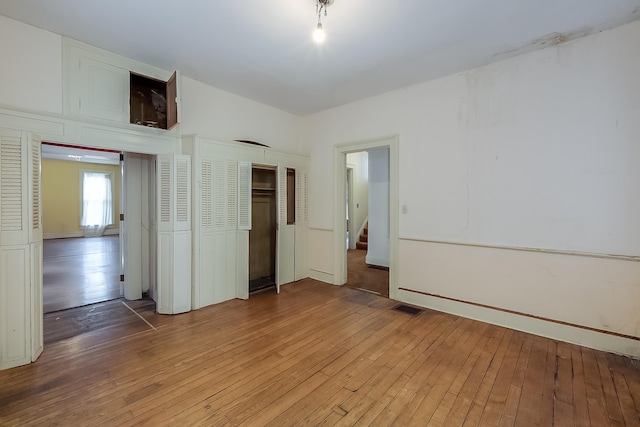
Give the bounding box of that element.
[356,223,368,250]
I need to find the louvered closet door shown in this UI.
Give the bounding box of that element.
[0,129,29,246]
[29,134,43,361]
[236,161,251,300]
[237,161,251,231]
[295,170,309,225]
[156,156,173,313]
[156,154,192,314]
[29,136,42,243]
[174,155,191,232]
[196,158,214,308]
[172,155,191,313]
[200,159,213,232]
[295,170,309,281]
[157,156,173,232]
[213,160,238,231]
[0,129,42,369]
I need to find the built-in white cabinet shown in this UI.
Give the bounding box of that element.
[0,129,42,370]
[183,136,309,309]
[64,39,179,130]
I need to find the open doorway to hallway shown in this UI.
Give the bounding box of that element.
[343,150,390,297]
[334,135,398,300]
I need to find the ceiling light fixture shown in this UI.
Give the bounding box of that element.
[313,0,334,44]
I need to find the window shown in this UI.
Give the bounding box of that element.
[80,171,114,236]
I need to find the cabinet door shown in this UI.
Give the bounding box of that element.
[276,166,295,291]
[166,71,179,129]
[79,58,129,122]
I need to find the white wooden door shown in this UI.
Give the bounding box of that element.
[295,169,309,281]
[0,129,43,369]
[29,134,43,361]
[156,154,191,314]
[79,57,129,122]
[236,161,251,300]
[122,152,143,301]
[276,166,295,292]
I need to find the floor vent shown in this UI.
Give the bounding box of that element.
[394,304,422,315]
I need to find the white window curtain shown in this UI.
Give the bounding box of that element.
[81,171,114,237]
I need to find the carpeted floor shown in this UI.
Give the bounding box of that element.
[345,248,389,297]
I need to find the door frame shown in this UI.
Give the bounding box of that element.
[333,135,399,300]
[346,166,355,250]
[40,143,156,303]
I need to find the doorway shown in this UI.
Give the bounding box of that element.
[41,143,156,313]
[334,136,399,300]
[344,150,390,297]
[249,166,277,292]
[41,143,122,313]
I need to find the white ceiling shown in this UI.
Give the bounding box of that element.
[1,0,640,116]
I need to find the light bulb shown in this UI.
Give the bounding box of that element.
[313,22,326,44]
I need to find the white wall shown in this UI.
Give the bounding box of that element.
[180,76,302,153]
[346,151,368,241]
[301,20,640,356]
[366,147,389,267]
[0,15,63,114]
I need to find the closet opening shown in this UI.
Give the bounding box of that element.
[249,166,277,292]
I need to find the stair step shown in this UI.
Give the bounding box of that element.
[356,241,368,250]
[359,234,368,243]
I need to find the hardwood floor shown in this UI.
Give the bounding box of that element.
[43,298,156,345]
[1,279,639,426]
[346,248,389,297]
[43,236,121,313]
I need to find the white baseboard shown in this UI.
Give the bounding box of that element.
[309,269,333,284]
[398,288,640,359]
[44,228,120,240]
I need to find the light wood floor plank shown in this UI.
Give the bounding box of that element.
[0,279,639,426]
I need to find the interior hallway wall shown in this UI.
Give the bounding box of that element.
[301,20,640,355]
